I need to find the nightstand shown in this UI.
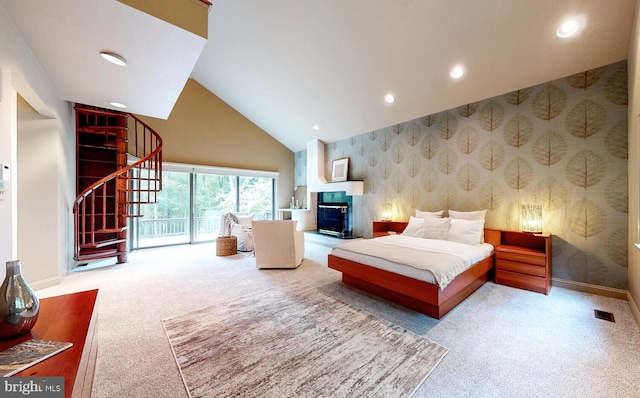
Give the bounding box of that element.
[372,221,407,238]
[495,231,552,295]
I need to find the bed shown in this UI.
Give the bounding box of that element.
[328,221,501,319]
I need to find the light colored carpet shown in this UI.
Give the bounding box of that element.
[163,282,448,398]
[35,241,640,398]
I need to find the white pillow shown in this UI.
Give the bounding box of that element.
[446,219,484,245]
[402,216,424,237]
[415,209,444,218]
[448,209,487,242]
[235,214,254,229]
[421,217,451,240]
[448,209,486,220]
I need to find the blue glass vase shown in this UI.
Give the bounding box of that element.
[0,260,39,339]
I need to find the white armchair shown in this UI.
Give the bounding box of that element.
[219,213,254,252]
[251,220,305,269]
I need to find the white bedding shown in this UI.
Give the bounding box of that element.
[331,235,494,290]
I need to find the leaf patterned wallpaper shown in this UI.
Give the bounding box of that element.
[295,61,628,289]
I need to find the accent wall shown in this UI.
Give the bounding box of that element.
[134,78,295,211]
[295,61,628,289]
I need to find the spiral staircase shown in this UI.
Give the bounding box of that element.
[73,104,162,264]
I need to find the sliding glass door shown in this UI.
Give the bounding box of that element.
[193,173,237,242]
[133,171,191,248]
[130,164,276,249]
[238,176,275,220]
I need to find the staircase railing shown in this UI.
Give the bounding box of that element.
[73,113,162,262]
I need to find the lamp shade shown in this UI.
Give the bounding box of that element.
[381,202,392,222]
[522,205,542,233]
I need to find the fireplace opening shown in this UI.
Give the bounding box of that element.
[317,191,356,239]
[317,203,349,238]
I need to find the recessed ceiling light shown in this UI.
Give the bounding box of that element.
[100,51,127,66]
[312,124,320,131]
[384,94,395,104]
[109,101,127,109]
[450,65,465,79]
[557,19,580,38]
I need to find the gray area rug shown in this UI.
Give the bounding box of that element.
[162,282,448,398]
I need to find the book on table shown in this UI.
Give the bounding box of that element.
[0,339,73,377]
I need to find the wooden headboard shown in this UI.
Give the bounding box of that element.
[483,228,501,247]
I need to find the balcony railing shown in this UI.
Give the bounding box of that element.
[136,216,217,238]
[133,210,273,246]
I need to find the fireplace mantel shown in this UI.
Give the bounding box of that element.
[319,181,363,195]
[306,139,363,195]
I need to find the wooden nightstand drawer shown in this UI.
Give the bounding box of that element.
[494,232,551,295]
[495,269,548,294]
[496,245,546,266]
[496,259,546,277]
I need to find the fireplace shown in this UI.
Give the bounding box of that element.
[317,203,349,238]
[316,191,355,238]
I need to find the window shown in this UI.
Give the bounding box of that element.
[130,163,277,249]
[194,173,236,242]
[134,171,191,248]
[238,176,275,220]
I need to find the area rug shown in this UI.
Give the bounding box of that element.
[162,282,448,398]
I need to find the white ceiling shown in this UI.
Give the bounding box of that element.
[0,0,207,118]
[1,0,637,152]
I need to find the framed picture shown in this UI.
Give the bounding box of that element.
[331,158,349,182]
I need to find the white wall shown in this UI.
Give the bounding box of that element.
[0,5,73,286]
[0,58,18,271]
[17,96,61,287]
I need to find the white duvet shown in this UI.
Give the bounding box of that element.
[331,235,494,290]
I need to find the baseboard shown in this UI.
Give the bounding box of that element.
[628,291,640,328]
[551,278,628,301]
[31,276,62,291]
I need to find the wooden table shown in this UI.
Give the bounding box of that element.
[0,289,99,398]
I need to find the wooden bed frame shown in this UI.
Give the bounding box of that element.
[328,224,501,319]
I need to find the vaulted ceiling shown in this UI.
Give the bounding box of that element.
[1,0,636,152]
